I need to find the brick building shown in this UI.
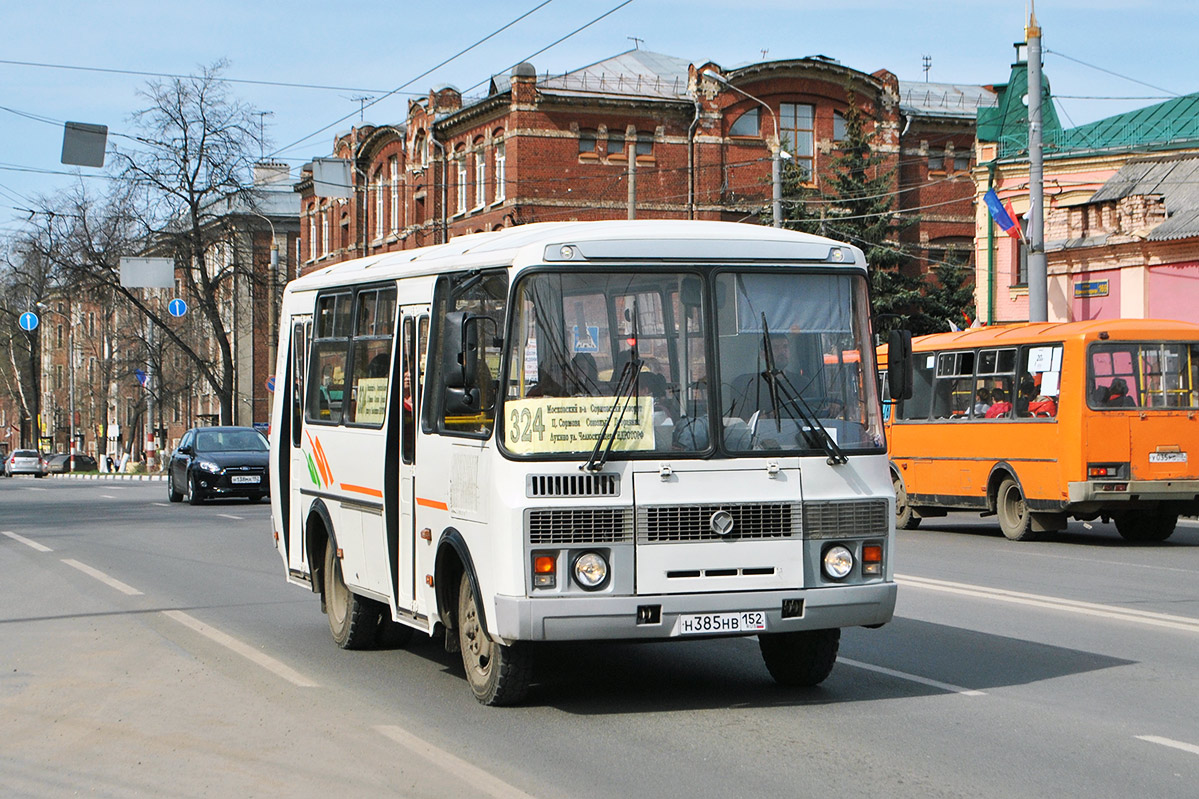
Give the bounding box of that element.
[296,50,993,277]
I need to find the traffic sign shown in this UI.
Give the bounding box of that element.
[19,312,39,331]
[266,375,276,393]
[168,298,188,317]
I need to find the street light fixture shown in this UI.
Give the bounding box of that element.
[702,69,790,228]
[36,301,76,470]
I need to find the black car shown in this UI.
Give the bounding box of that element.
[46,452,100,473]
[167,426,269,505]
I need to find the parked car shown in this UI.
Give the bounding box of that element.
[4,449,47,477]
[167,426,269,505]
[46,452,100,473]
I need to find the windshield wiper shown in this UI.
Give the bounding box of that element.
[759,315,848,465]
[583,299,642,472]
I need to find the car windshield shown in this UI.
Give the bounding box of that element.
[194,430,268,452]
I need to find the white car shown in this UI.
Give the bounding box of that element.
[4,449,47,477]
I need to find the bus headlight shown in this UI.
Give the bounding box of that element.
[822,545,854,580]
[572,552,609,590]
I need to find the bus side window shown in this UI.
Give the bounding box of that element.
[897,354,934,420]
[307,292,353,425]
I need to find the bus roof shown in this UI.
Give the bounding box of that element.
[907,318,1199,350]
[287,220,866,293]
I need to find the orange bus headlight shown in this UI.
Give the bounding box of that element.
[862,544,883,576]
[532,553,556,589]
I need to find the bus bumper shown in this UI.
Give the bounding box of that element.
[491,582,897,642]
[1068,479,1199,505]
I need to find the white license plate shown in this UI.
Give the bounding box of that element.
[675,611,767,636]
[1149,452,1187,463]
[230,475,260,484]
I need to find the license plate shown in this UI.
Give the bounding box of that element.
[230,475,260,484]
[1149,452,1187,463]
[675,611,767,636]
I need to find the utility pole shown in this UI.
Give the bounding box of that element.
[627,134,637,219]
[1026,5,1048,322]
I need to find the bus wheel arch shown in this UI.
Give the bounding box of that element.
[304,500,335,603]
[890,464,920,530]
[987,465,1038,541]
[434,528,479,643]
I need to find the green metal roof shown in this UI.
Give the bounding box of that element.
[1052,93,1199,156]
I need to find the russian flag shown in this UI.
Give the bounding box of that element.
[983,188,1023,241]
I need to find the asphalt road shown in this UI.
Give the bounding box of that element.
[2,477,1197,798]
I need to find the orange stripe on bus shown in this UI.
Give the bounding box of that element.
[416,497,449,510]
[340,483,383,498]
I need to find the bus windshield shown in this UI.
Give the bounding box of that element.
[1089,341,1199,409]
[501,268,882,458]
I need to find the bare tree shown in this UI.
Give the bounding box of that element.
[0,235,60,448]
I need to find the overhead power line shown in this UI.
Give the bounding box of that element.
[1045,49,1182,98]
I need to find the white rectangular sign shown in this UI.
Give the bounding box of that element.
[119,257,175,288]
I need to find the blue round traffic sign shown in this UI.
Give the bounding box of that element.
[168,298,188,317]
[19,312,39,331]
[266,375,276,393]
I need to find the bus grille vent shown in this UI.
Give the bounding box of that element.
[526,473,620,498]
[528,507,632,544]
[802,500,889,539]
[637,503,800,543]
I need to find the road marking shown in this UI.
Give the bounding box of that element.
[217,513,244,521]
[162,610,318,688]
[375,725,538,799]
[2,530,52,552]
[1136,735,1199,757]
[61,559,143,595]
[26,487,47,491]
[100,494,116,499]
[839,657,986,696]
[897,574,1199,634]
[152,502,171,507]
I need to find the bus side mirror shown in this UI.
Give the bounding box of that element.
[442,312,500,416]
[887,330,914,400]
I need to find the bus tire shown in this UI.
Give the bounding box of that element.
[758,627,840,687]
[323,539,381,650]
[893,472,921,530]
[1115,510,1177,543]
[457,573,532,706]
[996,477,1038,541]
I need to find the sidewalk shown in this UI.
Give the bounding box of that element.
[50,472,167,482]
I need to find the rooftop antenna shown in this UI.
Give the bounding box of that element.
[348,95,373,123]
[761,49,769,60]
[254,111,274,159]
[922,54,932,82]
[627,36,643,49]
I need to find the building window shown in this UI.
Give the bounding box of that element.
[374,170,385,240]
[953,153,971,171]
[729,108,759,137]
[308,214,316,261]
[389,157,399,233]
[474,151,485,208]
[635,132,652,158]
[578,130,597,155]
[928,150,945,171]
[607,131,626,158]
[321,211,329,257]
[56,324,63,348]
[780,103,814,181]
[494,141,506,202]
[456,156,467,215]
[1015,242,1028,286]
[833,111,847,141]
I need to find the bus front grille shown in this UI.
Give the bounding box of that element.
[527,507,633,544]
[802,499,889,539]
[636,503,800,543]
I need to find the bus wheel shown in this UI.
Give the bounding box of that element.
[457,574,532,706]
[997,478,1038,541]
[893,473,921,530]
[323,540,381,650]
[1115,511,1178,543]
[758,628,840,687]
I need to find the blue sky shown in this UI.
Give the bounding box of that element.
[2,0,1192,235]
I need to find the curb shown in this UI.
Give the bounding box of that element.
[50,473,168,482]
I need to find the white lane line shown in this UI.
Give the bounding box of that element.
[152,502,171,507]
[217,513,244,521]
[375,725,538,799]
[1136,735,1199,757]
[162,610,318,688]
[26,487,47,491]
[897,574,1199,634]
[2,530,52,552]
[100,494,116,499]
[839,657,986,696]
[61,559,143,595]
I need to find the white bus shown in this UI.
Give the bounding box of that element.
[269,220,900,705]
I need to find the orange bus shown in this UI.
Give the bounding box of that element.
[881,319,1199,542]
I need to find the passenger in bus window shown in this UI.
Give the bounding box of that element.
[972,387,992,417]
[1015,376,1037,417]
[985,389,1012,418]
[1106,377,1137,407]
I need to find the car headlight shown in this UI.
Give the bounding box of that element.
[572,552,609,590]
[822,545,854,580]
[196,460,222,474]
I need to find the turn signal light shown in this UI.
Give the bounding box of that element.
[533,554,556,588]
[862,544,883,576]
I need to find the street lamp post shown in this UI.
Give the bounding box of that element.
[36,301,75,470]
[702,69,788,228]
